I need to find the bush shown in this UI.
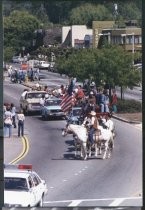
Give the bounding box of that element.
[4,47,16,62]
[117,99,142,113]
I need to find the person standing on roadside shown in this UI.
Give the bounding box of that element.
[110,89,118,113]
[17,110,25,137]
[11,103,17,128]
[14,68,19,83]
[30,68,34,82]
[4,106,13,138]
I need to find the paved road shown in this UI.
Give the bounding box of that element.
[4,65,142,102]
[4,74,142,207]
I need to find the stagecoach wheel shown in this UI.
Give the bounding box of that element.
[42,115,46,121]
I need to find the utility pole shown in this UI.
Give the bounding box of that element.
[113,3,118,27]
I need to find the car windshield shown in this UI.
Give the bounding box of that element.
[5,177,28,190]
[27,93,45,99]
[72,109,82,116]
[45,99,61,106]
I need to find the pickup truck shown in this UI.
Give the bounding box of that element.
[20,90,46,115]
[38,61,50,69]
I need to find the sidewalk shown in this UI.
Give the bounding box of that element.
[4,130,23,164]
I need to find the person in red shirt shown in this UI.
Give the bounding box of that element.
[111,89,118,113]
[75,85,85,105]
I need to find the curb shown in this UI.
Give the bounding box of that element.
[112,115,141,124]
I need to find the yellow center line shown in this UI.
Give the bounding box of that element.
[9,136,29,164]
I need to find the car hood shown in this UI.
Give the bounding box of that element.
[71,116,79,120]
[4,190,31,206]
[45,105,61,110]
[26,99,41,103]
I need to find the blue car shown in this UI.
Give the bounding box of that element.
[66,106,83,125]
[41,97,65,120]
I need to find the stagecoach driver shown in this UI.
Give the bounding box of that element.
[88,111,99,145]
[82,112,91,128]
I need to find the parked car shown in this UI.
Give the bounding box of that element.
[41,96,65,120]
[4,164,48,207]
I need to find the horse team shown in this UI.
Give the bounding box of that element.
[62,112,115,160]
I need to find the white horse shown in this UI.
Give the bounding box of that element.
[99,117,116,139]
[87,125,114,159]
[62,123,114,160]
[62,124,88,160]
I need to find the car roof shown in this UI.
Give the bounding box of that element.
[46,96,61,100]
[4,170,35,179]
[27,91,46,94]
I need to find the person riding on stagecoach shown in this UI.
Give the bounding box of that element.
[83,111,99,146]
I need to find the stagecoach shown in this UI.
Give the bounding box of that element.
[62,111,115,160]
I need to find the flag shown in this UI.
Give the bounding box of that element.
[60,93,74,112]
[60,79,75,112]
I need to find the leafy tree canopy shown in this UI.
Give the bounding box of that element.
[68,3,113,27]
[56,46,141,89]
[4,10,42,53]
[3,0,142,26]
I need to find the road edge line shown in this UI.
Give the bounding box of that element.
[9,136,29,164]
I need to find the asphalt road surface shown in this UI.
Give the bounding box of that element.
[4,75,142,207]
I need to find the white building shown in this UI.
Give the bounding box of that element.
[62,25,93,48]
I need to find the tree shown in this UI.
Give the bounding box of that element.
[68,3,112,27]
[4,10,42,56]
[3,0,142,26]
[57,46,141,98]
[4,47,16,62]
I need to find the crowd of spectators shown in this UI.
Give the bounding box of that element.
[7,65,40,84]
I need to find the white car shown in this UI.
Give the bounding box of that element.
[12,56,23,63]
[20,90,46,114]
[39,61,50,69]
[4,164,48,207]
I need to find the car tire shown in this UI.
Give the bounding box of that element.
[37,196,43,207]
[42,115,45,120]
[23,108,26,115]
[23,107,29,116]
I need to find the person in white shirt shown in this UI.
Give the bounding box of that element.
[39,94,45,106]
[21,89,29,99]
[11,103,16,128]
[17,110,25,137]
[4,107,13,138]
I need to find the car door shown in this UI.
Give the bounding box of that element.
[31,173,42,205]
[35,173,46,194]
[27,176,37,206]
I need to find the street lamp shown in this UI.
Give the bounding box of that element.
[98,32,111,44]
[121,32,135,64]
